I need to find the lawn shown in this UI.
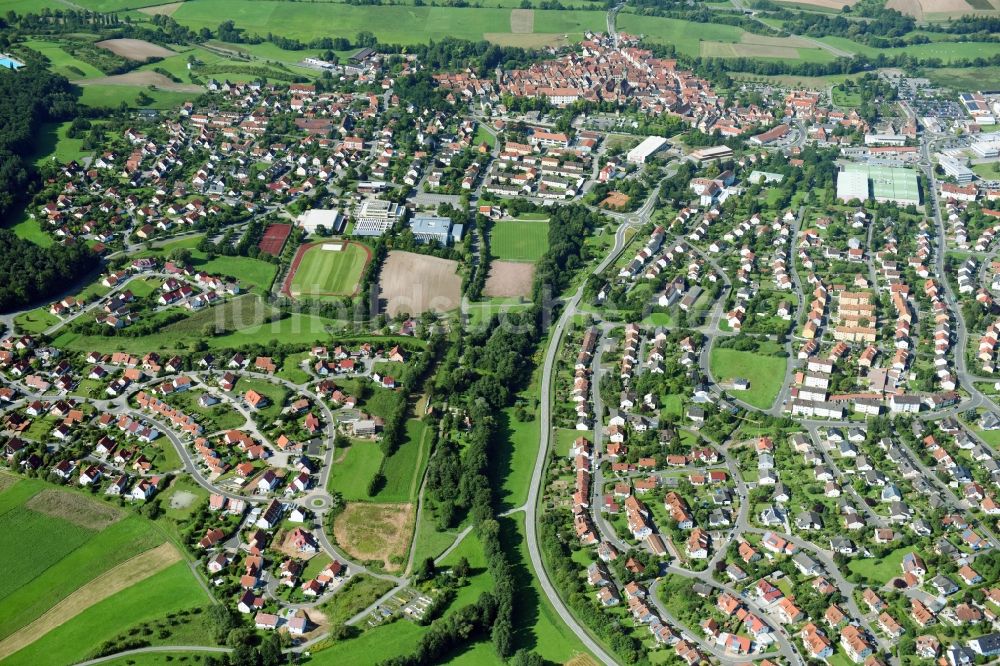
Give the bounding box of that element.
[21,39,105,79]
[3,561,211,666]
[494,365,543,510]
[709,345,787,410]
[847,546,912,585]
[290,242,369,298]
[31,121,93,166]
[502,514,591,663]
[9,215,54,247]
[490,220,549,263]
[375,418,431,503]
[329,442,385,501]
[616,14,745,57]
[13,307,60,334]
[234,377,288,424]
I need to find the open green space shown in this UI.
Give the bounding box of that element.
[709,344,787,410]
[3,561,211,666]
[375,418,430,503]
[319,574,395,626]
[8,215,54,248]
[21,39,105,79]
[77,85,196,110]
[329,442,385,501]
[13,307,60,334]
[490,220,549,263]
[31,121,93,166]
[847,546,914,586]
[171,2,606,44]
[290,242,369,298]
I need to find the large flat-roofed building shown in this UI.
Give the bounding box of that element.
[297,208,344,234]
[409,215,463,245]
[939,155,975,184]
[627,136,668,165]
[837,170,869,203]
[690,145,733,163]
[971,137,1000,159]
[352,198,403,237]
[840,163,920,206]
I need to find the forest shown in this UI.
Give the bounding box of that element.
[0,229,99,312]
[0,65,78,223]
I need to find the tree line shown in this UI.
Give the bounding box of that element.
[0,230,99,312]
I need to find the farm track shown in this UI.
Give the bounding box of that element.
[0,543,181,660]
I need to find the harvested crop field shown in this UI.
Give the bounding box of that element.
[333,502,414,571]
[510,8,534,32]
[0,542,180,660]
[378,251,462,316]
[74,71,203,92]
[96,38,176,61]
[26,489,123,530]
[137,1,186,15]
[701,33,817,59]
[779,0,858,7]
[483,32,570,48]
[484,261,534,298]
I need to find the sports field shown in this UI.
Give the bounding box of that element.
[287,241,370,299]
[490,220,549,262]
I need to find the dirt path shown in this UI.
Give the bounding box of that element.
[0,542,182,660]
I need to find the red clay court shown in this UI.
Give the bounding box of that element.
[258,223,292,256]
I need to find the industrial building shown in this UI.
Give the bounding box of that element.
[627,136,668,165]
[352,198,404,237]
[408,215,463,245]
[836,170,870,203]
[839,164,920,207]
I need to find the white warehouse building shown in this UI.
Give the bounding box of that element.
[627,136,668,165]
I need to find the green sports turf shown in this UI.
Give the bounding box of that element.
[490,220,549,263]
[290,242,368,297]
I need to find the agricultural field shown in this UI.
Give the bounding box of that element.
[169,2,606,45]
[287,241,370,299]
[708,344,788,410]
[490,220,549,262]
[2,560,211,666]
[484,261,534,299]
[0,478,183,657]
[378,251,462,316]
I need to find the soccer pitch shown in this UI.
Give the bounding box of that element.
[289,242,370,298]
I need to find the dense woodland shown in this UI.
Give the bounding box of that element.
[0,65,78,223]
[0,230,99,312]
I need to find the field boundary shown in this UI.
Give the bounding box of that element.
[0,542,182,660]
[282,241,372,299]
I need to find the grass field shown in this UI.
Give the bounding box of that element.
[31,121,93,166]
[77,84,195,109]
[171,2,606,44]
[290,242,369,298]
[13,306,60,334]
[320,574,395,626]
[708,345,787,410]
[491,220,549,262]
[3,561,211,666]
[329,442,384,501]
[8,215,54,247]
[847,546,912,585]
[21,38,105,79]
[375,419,430,503]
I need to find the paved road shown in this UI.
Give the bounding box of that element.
[525,190,654,666]
[73,646,232,666]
